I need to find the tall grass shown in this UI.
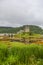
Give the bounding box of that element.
[0,42,43,65]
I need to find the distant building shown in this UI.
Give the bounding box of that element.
[23,25,30,32]
[17,30,23,34]
[17,25,30,34]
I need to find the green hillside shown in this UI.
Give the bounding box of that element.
[0,27,21,33]
[29,25,43,34]
[0,25,43,34]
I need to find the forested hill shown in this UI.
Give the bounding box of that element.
[0,25,43,34]
[28,25,43,34]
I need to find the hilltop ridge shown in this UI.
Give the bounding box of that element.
[0,25,43,34]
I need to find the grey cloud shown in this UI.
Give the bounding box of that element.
[0,0,43,28]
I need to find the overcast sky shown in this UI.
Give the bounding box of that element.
[0,0,43,28]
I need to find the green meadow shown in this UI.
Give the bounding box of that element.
[0,41,43,65]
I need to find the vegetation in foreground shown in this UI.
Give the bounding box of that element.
[0,41,43,65]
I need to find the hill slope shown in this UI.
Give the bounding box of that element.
[0,25,43,34]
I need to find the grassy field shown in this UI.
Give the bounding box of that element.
[0,41,43,65]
